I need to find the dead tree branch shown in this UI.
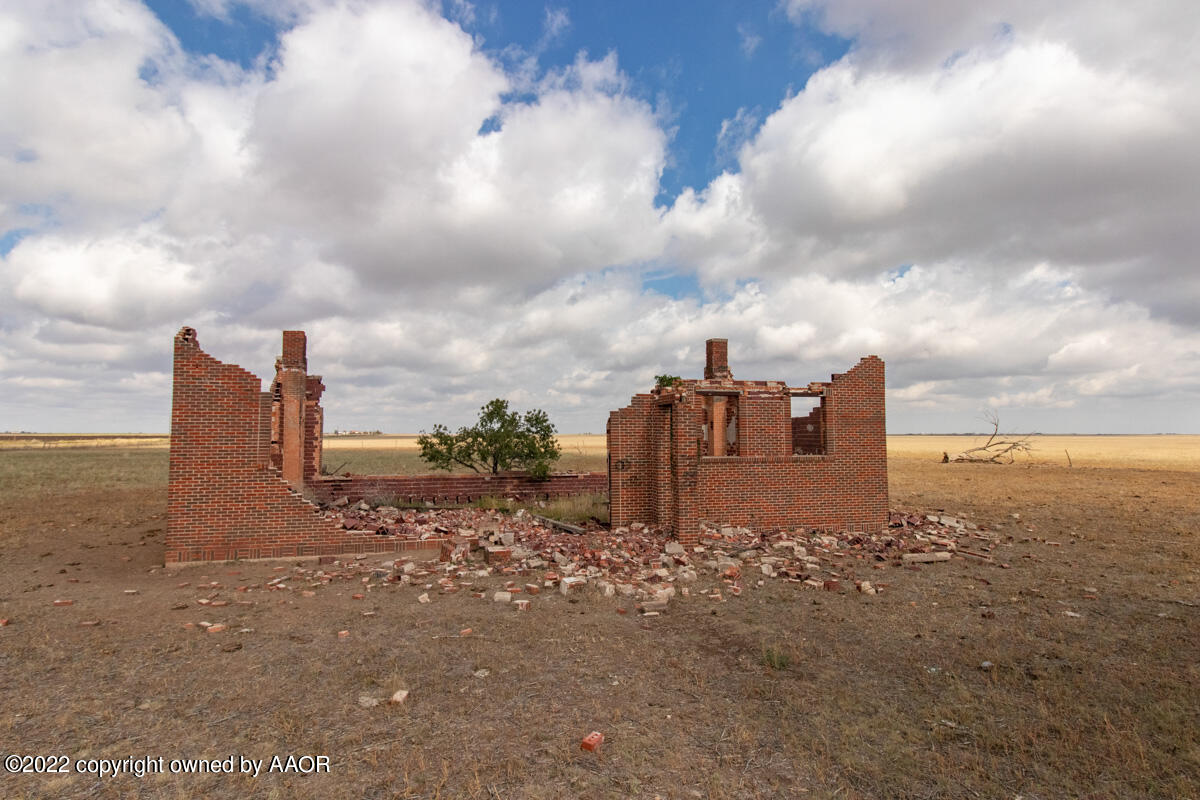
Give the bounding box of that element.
[946,411,1034,464]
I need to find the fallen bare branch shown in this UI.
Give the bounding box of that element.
[946,411,1035,463]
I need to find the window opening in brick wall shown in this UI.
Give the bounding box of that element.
[790,395,825,455]
[702,394,739,456]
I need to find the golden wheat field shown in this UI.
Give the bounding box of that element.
[328,433,1200,469]
[4,432,1195,470]
[888,434,1200,469]
[0,434,169,449]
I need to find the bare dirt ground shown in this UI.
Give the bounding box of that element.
[1,439,1197,799]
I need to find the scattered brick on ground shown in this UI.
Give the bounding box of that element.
[166,504,1005,630]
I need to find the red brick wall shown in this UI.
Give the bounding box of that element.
[696,357,886,533]
[311,472,607,505]
[607,393,658,525]
[608,345,887,545]
[277,364,306,487]
[671,394,701,543]
[737,389,790,458]
[166,327,350,563]
[303,376,325,484]
[607,391,692,532]
[166,328,456,563]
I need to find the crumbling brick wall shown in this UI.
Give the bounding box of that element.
[166,327,345,563]
[166,327,605,564]
[607,339,887,547]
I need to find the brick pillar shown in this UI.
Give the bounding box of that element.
[652,403,672,529]
[704,338,732,380]
[279,331,307,488]
[672,391,701,547]
[711,396,727,456]
[303,375,325,484]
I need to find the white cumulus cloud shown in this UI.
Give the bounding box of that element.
[1,0,1198,435]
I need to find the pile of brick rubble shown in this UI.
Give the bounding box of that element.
[223,503,1010,614]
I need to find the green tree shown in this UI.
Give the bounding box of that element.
[417,398,562,479]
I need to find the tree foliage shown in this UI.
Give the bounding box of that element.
[417,398,562,479]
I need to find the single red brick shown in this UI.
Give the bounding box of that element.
[580,731,604,752]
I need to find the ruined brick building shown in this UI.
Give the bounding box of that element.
[166,328,603,563]
[167,329,883,563]
[167,328,345,562]
[607,339,887,547]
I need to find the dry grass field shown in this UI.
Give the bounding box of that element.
[889,434,1200,470]
[322,434,607,453]
[0,434,169,450]
[1,436,1197,799]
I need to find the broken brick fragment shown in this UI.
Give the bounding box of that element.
[484,546,511,564]
[580,731,604,753]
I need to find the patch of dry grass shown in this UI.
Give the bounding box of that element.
[0,448,167,502]
[468,493,609,525]
[0,434,169,450]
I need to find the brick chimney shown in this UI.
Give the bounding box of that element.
[281,330,307,370]
[278,331,308,487]
[704,338,732,380]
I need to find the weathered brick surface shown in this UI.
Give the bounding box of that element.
[276,330,309,487]
[166,327,349,563]
[608,340,887,546]
[166,328,606,564]
[311,472,607,505]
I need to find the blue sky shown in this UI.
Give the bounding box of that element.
[2,0,1198,434]
[472,2,850,203]
[144,1,850,211]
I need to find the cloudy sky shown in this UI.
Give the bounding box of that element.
[2,0,1197,434]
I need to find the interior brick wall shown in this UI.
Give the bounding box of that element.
[302,375,325,485]
[791,406,824,454]
[311,472,607,505]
